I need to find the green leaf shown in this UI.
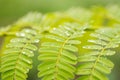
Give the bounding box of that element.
[67,40,81,44]
[83,45,103,50]
[45,35,65,42]
[90,33,111,41]
[77,28,119,80]
[95,63,111,74]
[1,29,39,80]
[78,55,97,62]
[88,39,107,46]
[38,23,87,80]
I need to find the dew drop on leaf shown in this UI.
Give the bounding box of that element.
[47,67,50,69]
[16,32,25,37]
[34,39,40,43]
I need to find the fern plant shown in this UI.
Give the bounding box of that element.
[0,29,40,80]
[38,23,87,80]
[76,28,120,80]
[0,6,120,80]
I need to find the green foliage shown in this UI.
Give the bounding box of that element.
[38,23,87,80]
[0,29,40,80]
[76,28,120,80]
[0,6,120,80]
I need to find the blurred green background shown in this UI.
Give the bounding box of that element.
[0,0,120,80]
[0,0,120,26]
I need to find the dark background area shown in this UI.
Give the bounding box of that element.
[0,0,120,26]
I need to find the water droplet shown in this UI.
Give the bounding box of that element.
[53,28,56,30]
[65,31,70,36]
[27,69,29,72]
[25,29,31,33]
[34,39,40,43]
[47,67,50,69]
[16,32,25,37]
[22,52,26,54]
[27,61,31,64]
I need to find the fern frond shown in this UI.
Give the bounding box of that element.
[76,28,120,80]
[66,8,92,23]
[16,12,42,26]
[0,29,40,80]
[38,23,88,80]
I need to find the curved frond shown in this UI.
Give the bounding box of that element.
[0,29,40,80]
[76,28,120,80]
[38,23,88,80]
[16,12,42,26]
